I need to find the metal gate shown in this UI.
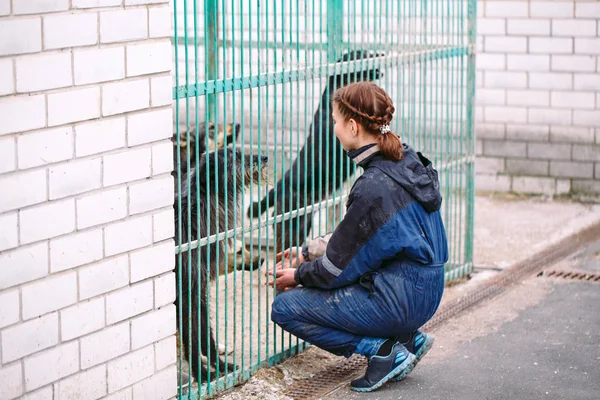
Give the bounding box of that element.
[171,0,476,397]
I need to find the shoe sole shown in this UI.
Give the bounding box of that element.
[350,353,416,393]
[390,335,435,382]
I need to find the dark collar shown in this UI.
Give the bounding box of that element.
[348,143,381,167]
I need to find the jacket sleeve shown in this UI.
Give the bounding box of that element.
[294,187,427,289]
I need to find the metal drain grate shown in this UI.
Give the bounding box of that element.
[538,270,600,282]
[283,221,600,400]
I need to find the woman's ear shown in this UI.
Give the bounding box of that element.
[349,118,358,135]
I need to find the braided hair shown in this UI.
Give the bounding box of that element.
[333,81,403,161]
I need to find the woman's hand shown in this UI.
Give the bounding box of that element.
[268,268,298,291]
[275,247,305,270]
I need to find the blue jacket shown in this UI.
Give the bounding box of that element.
[294,143,448,289]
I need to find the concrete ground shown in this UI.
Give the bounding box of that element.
[326,238,600,400]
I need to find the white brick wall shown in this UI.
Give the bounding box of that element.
[0,1,175,399]
[477,0,600,195]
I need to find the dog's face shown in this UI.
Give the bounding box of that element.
[197,148,269,193]
[334,49,384,86]
[172,122,241,172]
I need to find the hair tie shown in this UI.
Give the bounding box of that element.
[379,124,391,135]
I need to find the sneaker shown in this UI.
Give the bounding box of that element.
[350,341,416,392]
[390,330,435,382]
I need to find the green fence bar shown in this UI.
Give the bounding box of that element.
[171,0,476,398]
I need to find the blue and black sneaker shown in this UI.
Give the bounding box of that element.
[350,341,416,392]
[391,330,435,382]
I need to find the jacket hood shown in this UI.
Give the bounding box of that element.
[348,143,443,213]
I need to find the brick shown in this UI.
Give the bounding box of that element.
[530,2,573,18]
[506,124,549,142]
[126,0,167,4]
[0,94,46,136]
[104,147,152,186]
[0,289,19,329]
[49,158,102,200]
[21,387,53,400]
[20,199,76,245]
[575,39,600,56]
[553,20,596,38]
[49,87,101,127]
[133,365,177,400]
[512,176,557,195]
[0,58,13,96]
[127,41,171,77]
[574,110,600,126]
[476,123,506,139]
[75,117,126,157]
[24,341,79,391]
[130,239,174,282]
[597,164,600,180]
[153,208,175,243]
[0,212,18,252]
[154,272,176,308]
[1,312,58,363]
[22,271,77,320]
[78,255,129,300]
[550,161,594,179]
[529,38,572,54]
[506,90,549,107]
[485,36,527,53]
[103,388,133,400]
[152,141,174,175]
[551,126,595,144]
[17,127,73,170]
[476,156,505,175]
[131,305,176,350]
[100,8,148,44]
[151,76,172,107]
[107,346,154,393]
[507,19,550,36]
[572,145,600,162]
[0,363,23,399]
[16,53,72,93]
[14,0,69,14]
[552,55,595,72]
[0,137,15,173]
[486,1,528,17]
[529,108,572,126]
[128,108,172,146]
[507,55,549,72]
[572,180,600,194]
[476,54,505,71]
[551,92,595,109]
[54,365,107,400]
[0,0,9,15]
[477,18,505,35]
[74,46,125,85]
[106,281,153,324]
[483,140,527,158]
[597,129,600,144]
[484,106,527,123]
[155,336,176,372]
[130,176,173,216]
[0,169,46,213]
[0,18,42,56]
[60,297,105,341]
[149,6,172,38]
[81,322,130,369]
[575,2,600,18]
[506,159,549,176]
[485,71,527,89]
[50,228,103,273]
[574,74,600,91]
[0,242,48,290]
[102,79,150,116]
[72,0,121,8]
[476,106,484,123]
[557,179,571,195]
[475,174,511,192]
[44,12,98,50]
[476,140,483,156]
[529,72,572,90]
[77,187,127,229]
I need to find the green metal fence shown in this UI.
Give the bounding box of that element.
[171,0,476,397]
